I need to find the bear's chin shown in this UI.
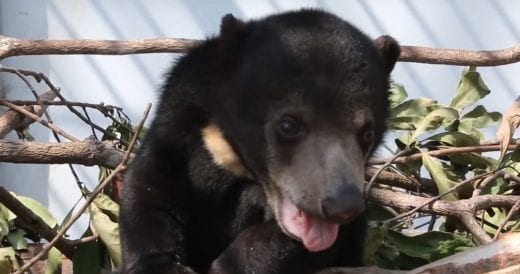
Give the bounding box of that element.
[275,192,355,253]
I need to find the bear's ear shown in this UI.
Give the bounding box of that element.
[374,35,401,73]
[220,14,247,39]
[217,14,248,76]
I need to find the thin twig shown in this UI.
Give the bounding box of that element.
[370,144,518,165]
[0,99,79,142]
[8,99,133,134]
[364,149,413,198]
[493,200,520,240]
[14,103,151,274]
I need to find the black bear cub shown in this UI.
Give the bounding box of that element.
[120,9,400,274]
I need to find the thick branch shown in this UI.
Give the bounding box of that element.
[400,45,520,66]
[0,186,74,257]
[365,166,437,194]
[0,139,124,169]
[2,36,520,66]
[0,36,198,60]
[369,188,520,244]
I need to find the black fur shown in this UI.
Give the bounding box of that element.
[120,9,399,274]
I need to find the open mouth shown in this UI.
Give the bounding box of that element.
[276,192,354,252]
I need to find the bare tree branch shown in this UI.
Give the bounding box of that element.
[2,36,520,66]
[399,45,520,66]
[370,144,518,165]
[365,166,437,194]
[0,139,124,169]
[0,36,198,60]
[369,188,520,244]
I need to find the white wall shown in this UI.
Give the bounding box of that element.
[1,0,519,236]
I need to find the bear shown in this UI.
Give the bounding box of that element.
[119,9,400,274]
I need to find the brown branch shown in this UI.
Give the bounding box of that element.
[0,186,75,258]
[14,103,151,273]
[0,139,124,169]
[370,144,518,165]
[0,90,59,138]
[399,45,520,66]
[370,187,520,244]
[0,36,198,60]
[2,36,520,66]
[365,166,437,194]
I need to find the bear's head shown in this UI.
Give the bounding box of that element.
[202,10,400,252]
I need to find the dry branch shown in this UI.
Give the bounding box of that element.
[370,144,518,165]
[369,188,520,244]
[366,166,437,194]
[0,36,198,60]
[399,45,520,66]
[2,36,520,66]
[0,139,124,169]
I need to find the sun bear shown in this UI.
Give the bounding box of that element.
[120,9,400,274]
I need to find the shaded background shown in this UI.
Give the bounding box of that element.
[1,0,519,237]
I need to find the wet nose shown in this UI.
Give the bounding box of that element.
[321,184,365,222]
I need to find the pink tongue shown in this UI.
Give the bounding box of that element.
[280,197,339,252]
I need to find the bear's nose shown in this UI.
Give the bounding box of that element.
[321,184,365,222]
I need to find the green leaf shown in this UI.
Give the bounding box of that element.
[0,247,20,272]
[15,195,58,228]
[0,206,10,238]
[389,83,408,108]
[483,207,507,234]
[461,105,501,128]
[410,107,459,140]
[6,229,27,250]
[391,98,437,118]
[458,119,486,142]
[427,132,479,147]
[0,203,16,223]
[93,193,120,218]
[448,153,495,170]
[91,204,121,268]
[389,116,423,130]
[364,224,387,263]
[422,153,460,200]
[450,67,491,110]
[511,146,520,162]
[385,230,474,261]
[372,243,400,269]
[73,229,102,274]
[45,248,62,274]
[481,177,508,195]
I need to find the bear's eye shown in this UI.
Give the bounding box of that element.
[277,115,303,139]
[358,124,374,152]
